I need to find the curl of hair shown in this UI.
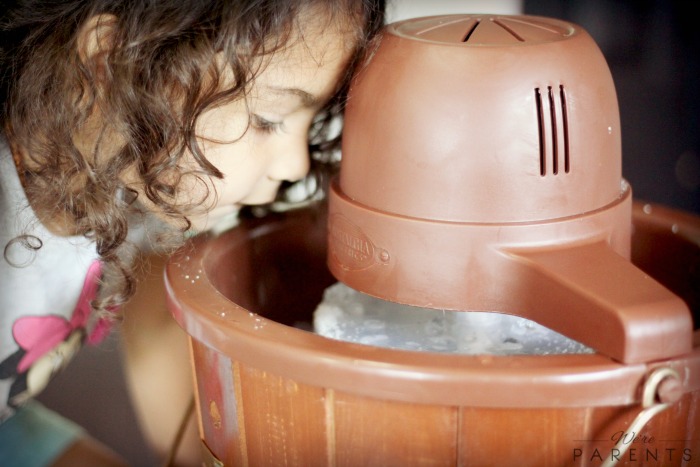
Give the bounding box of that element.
[0,0,386,317]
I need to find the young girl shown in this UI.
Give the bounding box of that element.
[0,0,385,465]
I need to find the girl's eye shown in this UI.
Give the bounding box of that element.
[251,114,284,134]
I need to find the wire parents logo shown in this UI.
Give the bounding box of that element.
[571,366,694,466]
[572,429,693,465]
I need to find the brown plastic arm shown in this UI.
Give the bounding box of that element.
[505,242,693,364]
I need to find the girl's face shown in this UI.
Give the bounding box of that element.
[182,20,354,232]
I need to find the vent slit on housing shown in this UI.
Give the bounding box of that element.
[535,88,546,176]
[560,85,570,173]
[492,19,525,42]
[461,20,480,42]
[535,84,571,176]
[548,86,558,174]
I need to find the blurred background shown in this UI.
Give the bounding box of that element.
[37,1,699,466]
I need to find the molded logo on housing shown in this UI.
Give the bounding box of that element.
[329,214,387,270]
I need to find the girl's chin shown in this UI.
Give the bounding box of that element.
[189,205,242,233]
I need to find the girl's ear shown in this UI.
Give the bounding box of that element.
[76,14,118,71]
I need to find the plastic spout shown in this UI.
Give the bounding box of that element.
[504,241,694,364]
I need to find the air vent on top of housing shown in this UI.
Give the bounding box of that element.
[395,14,574,45]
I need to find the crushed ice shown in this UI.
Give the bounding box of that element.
[313,282,594,355]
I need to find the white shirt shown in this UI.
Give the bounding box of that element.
[0,135,100,422]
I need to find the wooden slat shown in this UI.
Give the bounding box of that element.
[238,363,329,466]
[190,341,246,466]
[333,390,458,466]
[459,406,589,466]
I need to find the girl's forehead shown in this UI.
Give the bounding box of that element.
[249,25,353,106]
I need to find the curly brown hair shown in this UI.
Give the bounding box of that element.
[0,0,385,316]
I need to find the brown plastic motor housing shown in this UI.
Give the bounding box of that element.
[327,15,693,364]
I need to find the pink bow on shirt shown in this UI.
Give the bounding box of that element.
[12,260,114,373]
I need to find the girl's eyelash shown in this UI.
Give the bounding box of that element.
[251,114,284,134]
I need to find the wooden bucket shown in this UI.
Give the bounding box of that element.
[165,201,700,466]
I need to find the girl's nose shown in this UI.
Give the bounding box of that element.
[267,136,311,183]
